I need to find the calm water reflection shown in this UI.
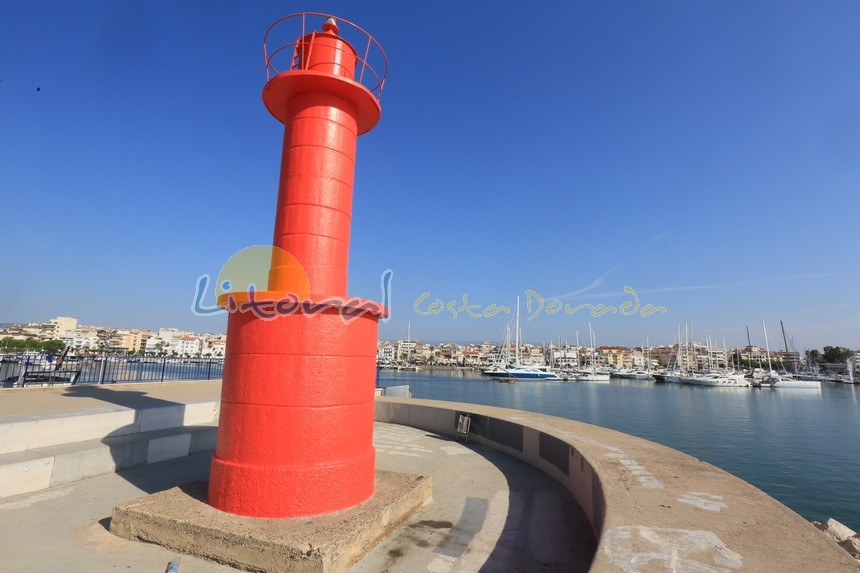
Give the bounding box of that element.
[378,369,860,530]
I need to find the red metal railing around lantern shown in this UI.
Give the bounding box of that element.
[263,12,389,101]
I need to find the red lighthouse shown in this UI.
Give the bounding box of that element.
[208,13,388,518]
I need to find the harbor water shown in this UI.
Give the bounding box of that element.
[377,369,860,531]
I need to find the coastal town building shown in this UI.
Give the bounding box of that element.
[47,316,78,338]
[395,338,416,361]
[202,334,227,357]
[0,318,222,358]
[598,346,631,368]
[377,342,396,362]
[108,330,149,353]
[0,317,854,368]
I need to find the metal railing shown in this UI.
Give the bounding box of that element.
[262,12,388,100]
[0,354,224,388]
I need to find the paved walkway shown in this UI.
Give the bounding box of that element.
[0,422,595,572]
[356,424,595,572]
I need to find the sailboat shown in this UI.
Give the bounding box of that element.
[483,323,511,377]
[612,337,654,379]
[398,321,420,371]
[761,321,819,389]
[575,323,610,382]
[483,296,559,380]
[657,325,684,383]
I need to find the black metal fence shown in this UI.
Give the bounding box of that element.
[0,354,225,388]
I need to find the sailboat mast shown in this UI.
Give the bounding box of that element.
[684,323,690,372]
[588,322,594,373]
[690,321,695,371]
[646,334,650,372]
[780,320,792,372]
[407,320,412,363]
[707,334,712,370]
[763,321,773,372]
[514,296,521,366]
[780,320,789,353]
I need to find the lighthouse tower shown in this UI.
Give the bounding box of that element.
[208,13,388,518]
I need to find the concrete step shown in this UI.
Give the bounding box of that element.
[0,400,219,455]
[0,423,217,499]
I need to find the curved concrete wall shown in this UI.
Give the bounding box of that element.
[375,397,856,572]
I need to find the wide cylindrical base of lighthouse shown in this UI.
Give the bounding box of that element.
[209,305,380,518]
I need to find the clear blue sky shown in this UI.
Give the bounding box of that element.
[2,1,858,351]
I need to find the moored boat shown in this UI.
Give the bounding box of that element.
[611,367,654,380]
[482,297,560,381]
[688,372,750,387]
[767,373,821,389]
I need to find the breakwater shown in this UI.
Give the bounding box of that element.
[377,368,860,531]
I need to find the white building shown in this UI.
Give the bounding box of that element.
[48,317,78,338]
[168,335,202,357]
[395,339,416,361]
[378,344,396,362]
[552,347,583,368]
[202,334,227,357]
[59,330,99,352]
[157,328,190,342]
[145,328,193,355]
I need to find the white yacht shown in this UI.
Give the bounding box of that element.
[576,369,611,382]
[483,297,560,381]
[766,373,821,389]
[504,365,561,380]
[689,372,750,387]
[612,367,654,380]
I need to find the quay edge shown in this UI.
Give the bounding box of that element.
[375,396,859,572]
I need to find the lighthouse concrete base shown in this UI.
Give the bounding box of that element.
[110,470,432,573]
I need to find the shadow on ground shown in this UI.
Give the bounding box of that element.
[366,426,597,573]
[61,386,213,496]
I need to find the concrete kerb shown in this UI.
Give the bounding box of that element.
[374,396,859,573]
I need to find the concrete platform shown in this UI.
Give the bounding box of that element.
[0,422,596,572]
[111,471,432,573]
[11,382,849,571]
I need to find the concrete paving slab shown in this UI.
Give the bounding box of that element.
[0,452,233,573]
[111,471,432,573]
